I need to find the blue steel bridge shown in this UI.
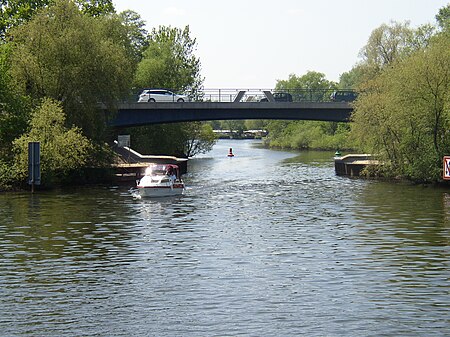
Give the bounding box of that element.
[108,88,355,128]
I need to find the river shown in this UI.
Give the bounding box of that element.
[0,139,448,336]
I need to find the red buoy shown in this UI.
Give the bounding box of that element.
[228,148,234,157]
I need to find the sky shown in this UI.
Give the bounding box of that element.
[113,0,448,89]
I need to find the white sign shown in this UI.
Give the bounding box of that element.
[117,135,130,148]
[443,156,450,180]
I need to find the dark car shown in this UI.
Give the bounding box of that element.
[260,92,293,102]
[330,90,358,102]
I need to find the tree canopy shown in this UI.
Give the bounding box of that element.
[134,25,203,94]
[351,33,450,182]
[9,0,134,140]
[265,71,349,151]
[12,98,93,185]
[129,25,214,158]
[0,0,115,40]
[0,43,30,159]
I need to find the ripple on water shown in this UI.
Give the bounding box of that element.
[0,142,449,336]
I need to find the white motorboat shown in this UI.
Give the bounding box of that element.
[136,164,185,197]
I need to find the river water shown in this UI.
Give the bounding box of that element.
[0,139,449,336]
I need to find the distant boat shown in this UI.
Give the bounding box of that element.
[136,164,185,197]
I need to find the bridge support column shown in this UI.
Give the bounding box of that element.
[233,91,246,102]
[263,91,275,102]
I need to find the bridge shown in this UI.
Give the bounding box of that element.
[108,89,355,127]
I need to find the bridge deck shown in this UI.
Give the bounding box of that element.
[109,102,353,127]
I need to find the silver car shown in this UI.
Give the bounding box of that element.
[138,89,188,102]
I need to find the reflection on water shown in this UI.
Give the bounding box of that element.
[0,140,449,336]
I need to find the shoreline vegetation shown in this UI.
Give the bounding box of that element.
[1,1,449,191]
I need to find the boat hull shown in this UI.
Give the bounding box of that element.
[137,183,184,197]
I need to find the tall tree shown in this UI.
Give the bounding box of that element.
[9,0,133,140]
[118,9,148,63]
[134,25,203,95]
[76,0,114,17]
[436,3,450,32]
[265,71,347,150]
[12,98,93,186]
[0,0,115,41]
[351,33,450,182]
[0,44,30,159]
[275,71,337,102]
[128,25,214,157]
[359,21,414,69]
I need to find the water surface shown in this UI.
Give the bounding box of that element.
[0,140,448,336]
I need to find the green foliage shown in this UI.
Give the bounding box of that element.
[351,33,450,182]
[0,0,115,41]
[355,20,434,85]
[118,9,148,62]
[134,25,203,94]
[0,158,15,190]
[339,65,366,88]
[276,71,337,101]
[244,119,268,131]
[125,122,216,158]
[9,0,134,141]
[436,3,450,31]
[359,21,414,69]
[0,43,30,159]
[266,71,347,150]
[0,0,51,40]
[75,0,114,17]
[276,71,337,90]
[128,25,211,157]
[221,120,245,136]
[183,122,217,157]
[266,120,352,151]
[12,98,93,185]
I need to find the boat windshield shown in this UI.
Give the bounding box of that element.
[144,164,179,176]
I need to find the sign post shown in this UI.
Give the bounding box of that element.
[117,135,131,148]
[443,156,450,180]
[28,142,41,193]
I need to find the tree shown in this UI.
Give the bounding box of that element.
[356,20,435,85]
[9,0,133,140]
[0,43,30,159]
[351,33,450,182]
[12,98,93,185]
[436,3,450,32]
[183,122,216,157]
[359,21,414,69]
[127,25,213,157]
[125,122,216,158]
[75,0,114,17]
[275,71,337,102]
[265,71,347,150]
[118,9,148,63]
[221,120,245,138]
[134,25,203,95]
[0,0,51,40]
[0,0,115,41]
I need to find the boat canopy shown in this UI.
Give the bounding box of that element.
[144,164,180,176]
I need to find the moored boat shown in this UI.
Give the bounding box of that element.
[136,164,185,197]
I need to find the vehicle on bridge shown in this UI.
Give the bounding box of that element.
[260,92,293,102]
[330,90,358,102]
[138,89,189,103]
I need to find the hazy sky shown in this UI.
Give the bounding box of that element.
[113,0,448,88]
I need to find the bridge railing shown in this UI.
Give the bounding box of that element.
[126,88,356,103]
